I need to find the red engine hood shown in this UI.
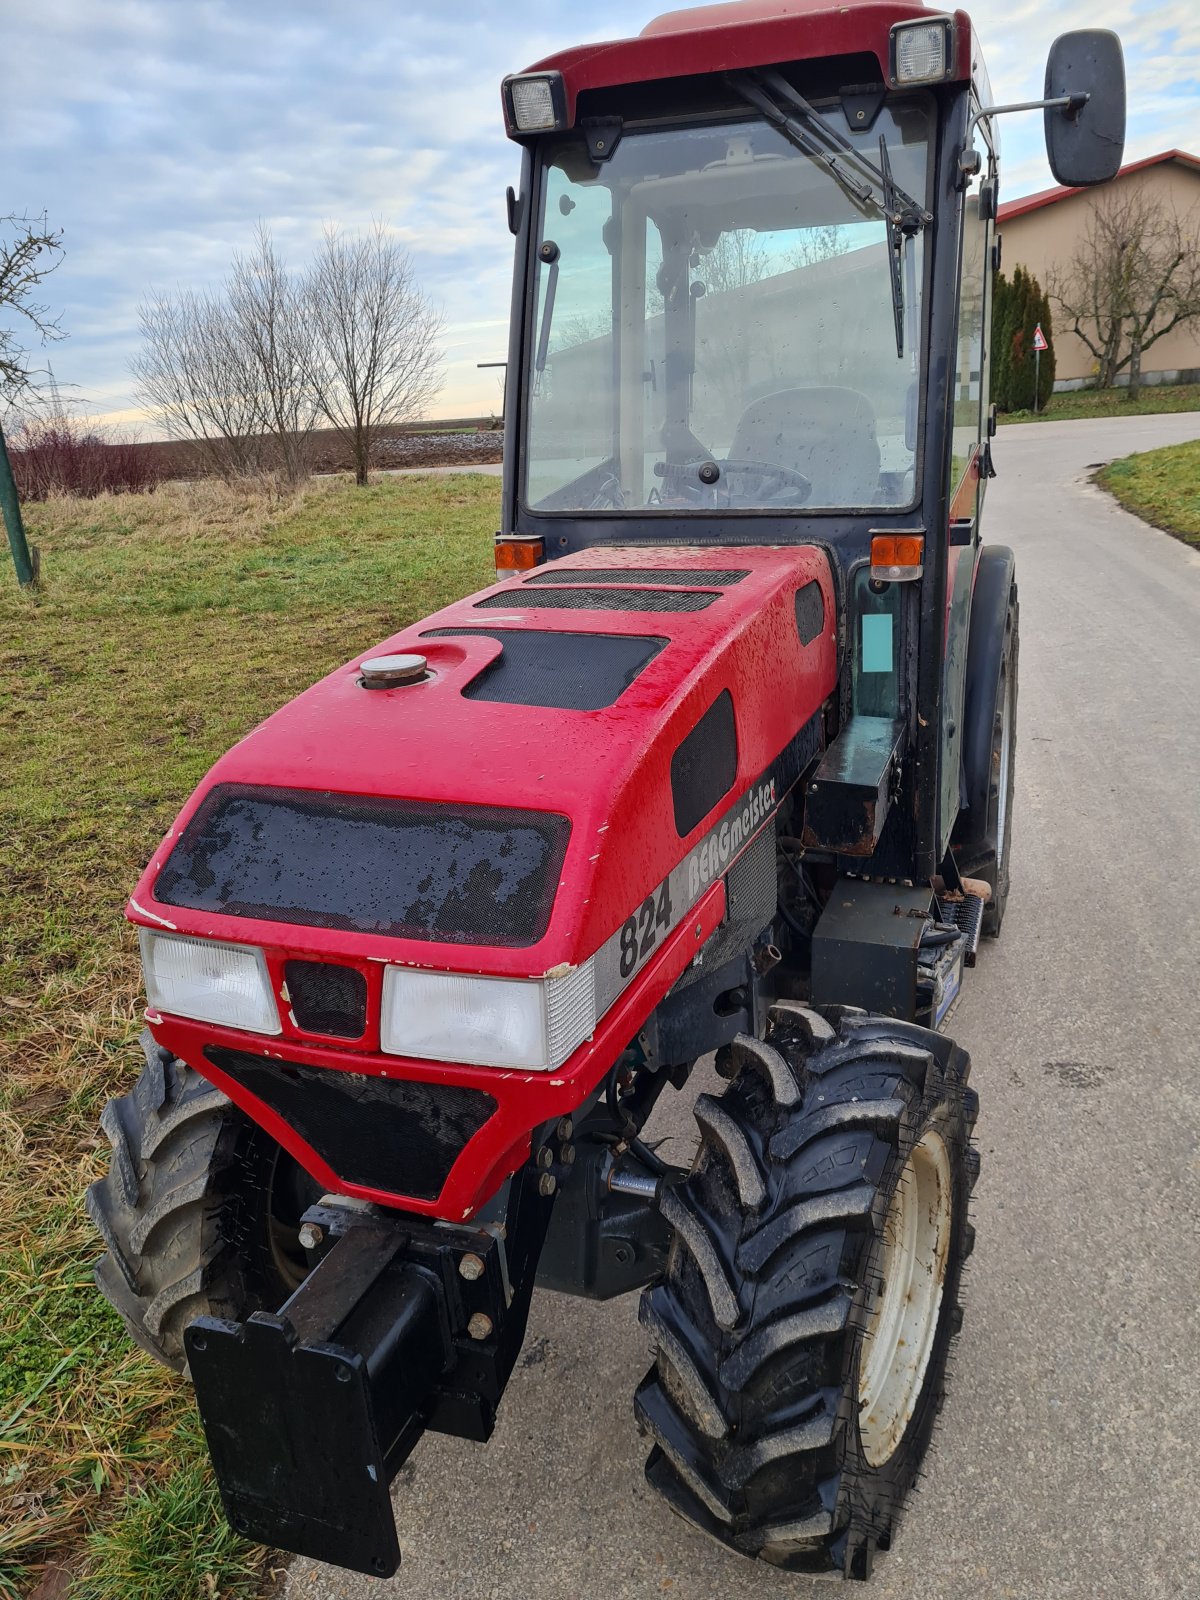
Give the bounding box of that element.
[130,545,837,979]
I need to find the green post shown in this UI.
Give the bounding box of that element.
[0,420,37,587]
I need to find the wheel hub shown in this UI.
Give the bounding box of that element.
[858,1129,953,1467]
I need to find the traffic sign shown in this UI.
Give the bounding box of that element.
[1033,324,1049,352]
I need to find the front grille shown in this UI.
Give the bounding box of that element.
[206,1047,496,1201]
[155,785,569,947]
[476,587,717,613]
[524,567,747,587]
[284,960,367,1039]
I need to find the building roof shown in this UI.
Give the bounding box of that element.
[997,150,1200,223]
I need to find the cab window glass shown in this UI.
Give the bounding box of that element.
[950,173,988,495]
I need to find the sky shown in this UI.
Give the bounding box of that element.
[7,0,1199,428]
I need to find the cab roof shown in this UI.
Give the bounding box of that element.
[513,0,977,130]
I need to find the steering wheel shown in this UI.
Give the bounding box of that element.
[658,458,812,507]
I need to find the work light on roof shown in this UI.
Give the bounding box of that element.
[890,18,955,85]
[504,73,567,135]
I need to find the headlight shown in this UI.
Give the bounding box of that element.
[139,929,280,1036]
[890,18,955,85]
[381,961,595,1071]
[502,72,567,136]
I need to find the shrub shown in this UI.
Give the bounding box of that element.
[8,414,164,501]
[992,266,1055,412]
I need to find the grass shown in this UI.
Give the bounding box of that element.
[997,381,1200,425]
[0,474,498,1597]
[1097,438,1200,548]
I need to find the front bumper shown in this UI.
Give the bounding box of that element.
[149,878,726,1219]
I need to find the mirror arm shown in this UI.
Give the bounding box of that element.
[959,93,1090,179]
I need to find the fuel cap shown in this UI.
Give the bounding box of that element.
[359,653,428,689]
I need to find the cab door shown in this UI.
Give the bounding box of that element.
[939,123,996,855]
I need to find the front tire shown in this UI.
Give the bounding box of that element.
[637,1004,978,1578]
[87,1031,319,1372]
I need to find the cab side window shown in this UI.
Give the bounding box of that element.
[950,163,991,503]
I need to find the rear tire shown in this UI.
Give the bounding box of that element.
[87,1031,319,1372]
[637,1004,978,1579]
[981,580,1018,936]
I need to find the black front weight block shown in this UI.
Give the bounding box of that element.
[185,1178,552,1577]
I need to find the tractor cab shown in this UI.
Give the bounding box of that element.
[516,49,934,521]
[499,1,1125,883]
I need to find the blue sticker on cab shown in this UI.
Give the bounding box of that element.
[861,613,893,673]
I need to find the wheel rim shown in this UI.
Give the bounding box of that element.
[858,1130,953,1467]
[995,663,1014,867]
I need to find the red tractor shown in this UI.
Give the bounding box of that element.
[89,2,1125,1581]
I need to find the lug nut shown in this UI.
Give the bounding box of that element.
[536,1145,554,1170]
[458,1252,485,1282]
[556,1116,574,1141]
[298,1222,324,1251]
[467,1312,494,1341]
[560,1145,576,1167]
[538,1172,557,1197]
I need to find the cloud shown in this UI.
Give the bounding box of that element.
[7,0,1197,425]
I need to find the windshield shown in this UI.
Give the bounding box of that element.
[523,100,931,515]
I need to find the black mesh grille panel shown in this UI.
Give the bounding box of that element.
[155,785,568,947]
[679,819,778,981]
[524,567,747,587]
[284,961,367,1039]
[671,691,739,836]
[476,587,717,613]
[422,628,665,710]
[206,1048,496,1200]
[795,580,826,646]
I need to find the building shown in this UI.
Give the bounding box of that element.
[997,150,1200,388]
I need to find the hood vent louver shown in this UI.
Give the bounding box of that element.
[476,586,717,613]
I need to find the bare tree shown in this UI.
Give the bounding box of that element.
[133,228,317,486]
[132,286,272,481]
[1048,187,1200,395]
[1,212,65,401]
[1,214,64,587]
[228,225,320,485]
[306,224,443,486]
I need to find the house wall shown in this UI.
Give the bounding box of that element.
[998,162,1200,384]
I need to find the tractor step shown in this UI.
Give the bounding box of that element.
[940,889,987,967]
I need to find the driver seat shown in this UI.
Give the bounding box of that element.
[729,386,881,506]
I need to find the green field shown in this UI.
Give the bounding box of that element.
[1098,438,1200,548]
[998,382,1200,425]
[0,475,498,1598]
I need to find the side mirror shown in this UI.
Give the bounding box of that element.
[1044,30,1125,186]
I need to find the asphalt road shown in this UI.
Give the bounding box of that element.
[288,416,1200,1600]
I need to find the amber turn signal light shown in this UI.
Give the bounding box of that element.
[870,532,925,583]
[495,537,545,573]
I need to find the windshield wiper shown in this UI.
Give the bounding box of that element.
[726,71,931,357]
[878,134,923,360]
[729,74,878,216]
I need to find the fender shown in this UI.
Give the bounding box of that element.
[952,543,1016,869]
